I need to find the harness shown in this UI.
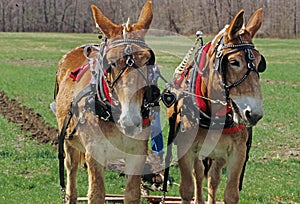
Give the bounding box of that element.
[171,34,266,131]
[57,26,159,200]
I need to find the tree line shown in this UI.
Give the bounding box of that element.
[0,0,299,38]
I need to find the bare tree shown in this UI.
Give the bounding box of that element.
[0,0,298,37]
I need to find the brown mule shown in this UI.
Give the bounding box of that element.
[167,9,265,204]
[55,1,154,203]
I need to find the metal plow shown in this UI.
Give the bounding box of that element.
[78,194,224,203]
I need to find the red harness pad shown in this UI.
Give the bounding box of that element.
[190,42,245,133]
[194,42,211,113]
[69,61,112,103]
[69,63,90,81]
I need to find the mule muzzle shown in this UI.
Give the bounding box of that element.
[118,114,143,136]
[232,97,264,127]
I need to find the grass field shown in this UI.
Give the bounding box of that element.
[0,32,299,204]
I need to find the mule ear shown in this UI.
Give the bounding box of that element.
[226,10,245,41]
[246,8,263,38]
[133,1,153,33]
[91,5,122,38]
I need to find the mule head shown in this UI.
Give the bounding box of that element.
[206,8,265,127]
[91,1,153,136]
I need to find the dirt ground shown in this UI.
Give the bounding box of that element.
[0,91,58,144]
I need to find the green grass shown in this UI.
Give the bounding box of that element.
[0,115,60,203]
[0,32,299,203]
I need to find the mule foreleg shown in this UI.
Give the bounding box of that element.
[124,156,147,204]
[122,134,149,204]
[65,143,81,204]
[85,153,105,204]
[207,159,226,204]
[194,158,205,204]
[178,149,197,204]
[124,175,142,204]
[224,132,248,204]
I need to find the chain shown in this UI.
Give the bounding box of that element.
[160,192,166,204]
[173,31,203,78]
[176,87,227,105]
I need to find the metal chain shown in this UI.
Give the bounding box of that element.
[176,87,227,105]
[173,32,202,78]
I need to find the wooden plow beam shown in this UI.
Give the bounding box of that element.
[78,194,224,203]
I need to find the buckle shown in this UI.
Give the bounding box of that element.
[101,111,111,121]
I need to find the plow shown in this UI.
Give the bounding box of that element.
[77,194,224,203]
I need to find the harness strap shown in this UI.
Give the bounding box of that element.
[239,127,252,191]
[73,86,93,107]
[108,39,149,50]
[58,108,74,201]
[162,102,178,198]
[57,82,107,201]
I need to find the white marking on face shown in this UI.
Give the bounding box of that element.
[117,87,143,136]
[231,96,264,126]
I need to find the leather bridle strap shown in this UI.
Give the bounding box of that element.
[108,54,150,88]
[214,36,259,99]
[107,41,151,89]
[106,23,153,89]
[108,39,149,50]
[58,107,73,201]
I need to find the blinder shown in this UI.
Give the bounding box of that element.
[100,37,159,114]
[147,49,156,66]
[258,55,266,73]
[144,85,161,105]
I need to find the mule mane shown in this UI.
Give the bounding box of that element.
[212,25,228,45]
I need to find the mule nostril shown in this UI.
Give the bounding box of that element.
[245,110,251,120]
[245,109,262,125]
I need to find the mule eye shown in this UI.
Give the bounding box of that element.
[229,60,240,67]
[110,62,116,67]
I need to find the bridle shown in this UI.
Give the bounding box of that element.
[213,35,266,101]
[104,26,155,89]
[99,25,159,119]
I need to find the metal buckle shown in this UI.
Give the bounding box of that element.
[124,44,133,56]
[247,62,256,71]
[126,57,135,67]
[101,111,111,121]
[216,51,222,58]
